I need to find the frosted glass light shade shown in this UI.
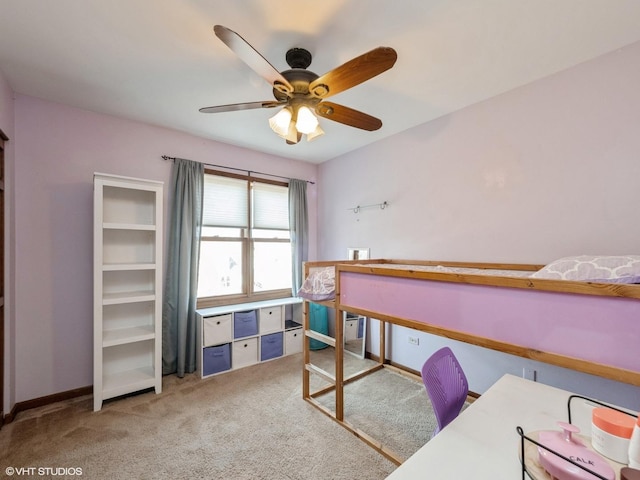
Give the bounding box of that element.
[269,108,292,137]
[296,106,319,134]
[306,125,324,142]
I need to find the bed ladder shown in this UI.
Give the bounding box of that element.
[301,260,401,464]
[301,298,344,419]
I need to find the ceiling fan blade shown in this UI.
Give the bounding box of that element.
[199,100,284,114]
[214,25,293,95]
[309,47,397,99]
[315,102,383,131]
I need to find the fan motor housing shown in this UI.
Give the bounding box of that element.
[273,68,320,100]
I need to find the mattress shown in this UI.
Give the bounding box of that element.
[297,255,640,301]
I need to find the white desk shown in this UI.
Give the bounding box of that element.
[386,374,596,480]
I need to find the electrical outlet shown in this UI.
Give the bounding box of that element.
[523,367,536,381]
[408,336,419,345]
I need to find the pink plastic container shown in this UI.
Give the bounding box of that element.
[538,422,615,480]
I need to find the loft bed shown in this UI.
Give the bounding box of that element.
[298,256,640,464]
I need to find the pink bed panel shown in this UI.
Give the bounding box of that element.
[339,271,640,381]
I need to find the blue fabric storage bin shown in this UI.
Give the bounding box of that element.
[260,332,283,361]
[357,317,364,338]
[309,303,329,350]
[203,344,231,376]
[234,310,258,338]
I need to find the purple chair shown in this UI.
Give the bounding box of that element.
[421,346,469,437]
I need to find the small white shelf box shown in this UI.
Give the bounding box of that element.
[93,173,163,411]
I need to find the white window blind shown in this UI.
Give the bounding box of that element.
[252,182,289,230]
[202,175,248,227]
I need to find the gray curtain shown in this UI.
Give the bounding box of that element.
[289,179,308,296]
[162,158,204,377]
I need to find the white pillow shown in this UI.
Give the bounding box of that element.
[297,267,336,301]
[531,255,640,283]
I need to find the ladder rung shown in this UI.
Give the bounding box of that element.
[305,330,336,347]
[305,362,336,385]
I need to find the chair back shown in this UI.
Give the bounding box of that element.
[421,346,469,436]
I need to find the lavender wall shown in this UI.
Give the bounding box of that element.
[318,41,640,408]
[11,95,318,404]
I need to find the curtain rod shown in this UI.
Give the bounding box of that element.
[161,155,315,185]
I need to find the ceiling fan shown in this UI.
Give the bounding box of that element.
[199,25,397,144]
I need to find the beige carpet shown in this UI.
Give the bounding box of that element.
[314,369,435,458]
[310,347,437,461]
[0,352,436,480]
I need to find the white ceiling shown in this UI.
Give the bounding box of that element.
[1,1,640,164]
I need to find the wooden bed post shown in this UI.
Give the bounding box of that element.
[302,299,310,398]
[379,319,386,366]
[335,266,344,422]
[302,263,310,401]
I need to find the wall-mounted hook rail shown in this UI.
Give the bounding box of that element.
[348,201,389,213]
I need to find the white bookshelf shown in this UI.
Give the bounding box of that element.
[93,173,163,411]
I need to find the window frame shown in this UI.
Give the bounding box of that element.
[197,169,292,308]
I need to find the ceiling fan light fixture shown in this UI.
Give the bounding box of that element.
[204,26,397,145]
[306,124,324,142]
[269,107,293,137]
[295,105,319,134]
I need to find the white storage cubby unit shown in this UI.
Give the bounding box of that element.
[93,173,163,411]
[344,312,365,342]
[343,311,367,359]
[197,298,303,378]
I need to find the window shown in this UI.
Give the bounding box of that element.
[197,171,291,307]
